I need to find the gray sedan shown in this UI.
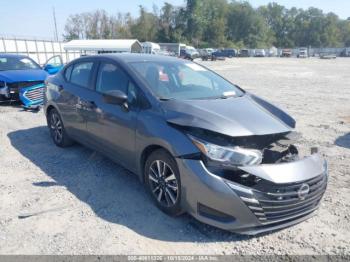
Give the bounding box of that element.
[44,54,327,235]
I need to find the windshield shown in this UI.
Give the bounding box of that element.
[187,49,198,54]
[0,56,41,71]
[130,61,244,100]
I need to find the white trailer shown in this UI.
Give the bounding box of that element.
[63,39,142,55]
[142,42,161,54]
[158,43,186,56]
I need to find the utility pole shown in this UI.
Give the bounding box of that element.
[53,7,58,42]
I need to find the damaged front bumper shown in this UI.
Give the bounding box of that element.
[0,84,10,98]
[19,83,45,108]
[0,82,45,108]
[177,153,327,235]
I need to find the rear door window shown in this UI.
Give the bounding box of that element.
[70,62,94,88]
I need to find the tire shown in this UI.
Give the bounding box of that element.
[47,108,74,147]
[144,149,183,216]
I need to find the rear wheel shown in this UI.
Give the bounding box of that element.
[145,149,183,216]
[47,108,73,147]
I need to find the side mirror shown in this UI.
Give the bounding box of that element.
[103,90,128,105]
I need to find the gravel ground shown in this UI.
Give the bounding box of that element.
[0,57,349,255]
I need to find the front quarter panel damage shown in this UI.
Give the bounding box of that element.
[239,153,327,184]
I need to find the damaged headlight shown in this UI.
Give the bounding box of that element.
[189,135,262,166]
[0,81,9,97]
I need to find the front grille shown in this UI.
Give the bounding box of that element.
[23,86,45,102]
[238,174,327,225]
[7,81,44,93]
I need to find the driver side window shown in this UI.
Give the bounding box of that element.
[96,62,139,106]
[96,63,128,94]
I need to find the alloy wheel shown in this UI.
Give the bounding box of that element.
[148,160,179,207]
[50,111,63,144]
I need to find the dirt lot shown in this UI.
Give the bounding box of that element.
[0,58,349,255]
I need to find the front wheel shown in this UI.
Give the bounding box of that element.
[47,108,74,147]
[145,149,183,216]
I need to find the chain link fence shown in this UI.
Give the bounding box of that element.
[1,37,348,62]
[0,37,81,66]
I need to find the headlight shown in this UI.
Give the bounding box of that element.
[189,135,262,166]
[0,81,9,97]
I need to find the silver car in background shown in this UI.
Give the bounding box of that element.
[254,49,266,57]
[298,47,308,58]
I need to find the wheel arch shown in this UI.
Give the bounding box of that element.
[45,104,56,117]
[139,144,173,183]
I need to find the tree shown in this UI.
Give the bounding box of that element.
[108,13,134,39]
[84,10,111,39]
[130,6,158,42]
[200,0,228,47]
[185,0,203,45]
[338,19,350,46]
[63,14,86,40]
[290,8,342,47]
[157,3,177,42]
[322,13,341,47]
[63,10,124,40]
[63,1,350,48]
[259,3,294,47]
[226,1,273,48]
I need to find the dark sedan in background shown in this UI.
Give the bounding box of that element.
[44,54,327,234]
[212,48,237,59]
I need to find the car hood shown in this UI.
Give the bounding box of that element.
[0,69,48,83]
[163,94,295,137]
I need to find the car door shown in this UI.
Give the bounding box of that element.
[43,55,64,74]
[58,59,97,141]
[85,59,139,168]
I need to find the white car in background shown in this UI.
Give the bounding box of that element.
[254,49,266,57]
[298,48,308,58]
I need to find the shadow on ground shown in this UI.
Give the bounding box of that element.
[335,133,350,149]
[8,126,254,243]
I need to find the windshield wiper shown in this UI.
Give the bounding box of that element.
[208,95,235,100]
[159,97,175,101]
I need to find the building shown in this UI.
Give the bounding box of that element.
[63,39,142,55]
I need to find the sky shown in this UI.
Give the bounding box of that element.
[0,0,349,41]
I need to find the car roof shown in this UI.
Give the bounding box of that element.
[82,53,184,63]
[0,53,29,59]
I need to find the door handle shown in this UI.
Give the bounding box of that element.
[85,100,96,109]
[78,99,96,110]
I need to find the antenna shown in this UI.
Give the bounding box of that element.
[53,6,58,42]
